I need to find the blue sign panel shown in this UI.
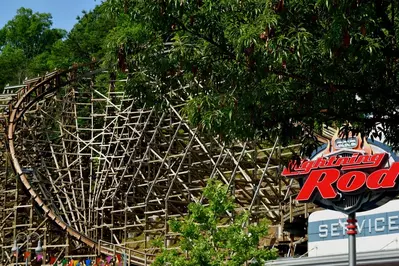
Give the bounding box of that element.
[308,211,399,242]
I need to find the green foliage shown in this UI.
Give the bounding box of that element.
[0,4,117,89]
[0,45,26,86]
[38,5,116,71]
[0,8,66,88]
[102,0,399,153]
[3,1,399,153]
[0,7,66,59]
[153,179,278,266]
[65,5,116,64]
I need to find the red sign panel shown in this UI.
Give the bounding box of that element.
[282,133,399,213]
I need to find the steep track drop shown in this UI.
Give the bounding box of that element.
[6,67,152,265]
[4,64,314,263]
[8,69,96,242]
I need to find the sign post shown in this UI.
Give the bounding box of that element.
[282,131,399,264]
[347,213,357,266]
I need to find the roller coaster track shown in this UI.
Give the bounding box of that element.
[3,63,328,264]
[6,66,153,265]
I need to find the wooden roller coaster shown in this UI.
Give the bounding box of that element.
[0,64,327,265]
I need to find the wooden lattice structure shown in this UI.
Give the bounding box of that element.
[0,65,321,265]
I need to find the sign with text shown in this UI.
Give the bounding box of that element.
[282,132,399,213]
[308,200,399,256]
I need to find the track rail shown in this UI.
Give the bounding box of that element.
[5,64,322,264]
[6,66,152,265]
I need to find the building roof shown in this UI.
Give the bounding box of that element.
[266,249,399,266]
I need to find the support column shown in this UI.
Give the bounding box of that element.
[347,213,357,266]
[43,227,47,265]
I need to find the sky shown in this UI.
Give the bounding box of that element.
[0,0,99,32]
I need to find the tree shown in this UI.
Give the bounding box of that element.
[0,5,114,87]
[68,5,116,61]
[47,4,116,69]
[153,179,278,266]
[103,0,399,153]
[0,45,26,86]
[0,8,66,87]
[0,8,66,59]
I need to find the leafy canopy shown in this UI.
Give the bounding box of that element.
[0,5,114,88]
[103,0,399,153]
[0,45,26,88]
[0,7,66,59]
[0,8,66,87]
[52,5,116,68]
[153,179,278,266]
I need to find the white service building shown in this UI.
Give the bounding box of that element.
[266,199,399,265]
[308,199,399,257]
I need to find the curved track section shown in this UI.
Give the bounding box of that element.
[6,67,154,265]
[5,65,311,262]
[7,69,97,246]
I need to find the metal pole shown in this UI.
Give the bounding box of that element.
[27,234,30,266]
[347,213,357,266]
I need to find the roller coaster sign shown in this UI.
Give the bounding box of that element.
[282,133,399,214]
